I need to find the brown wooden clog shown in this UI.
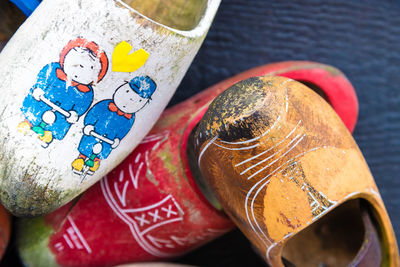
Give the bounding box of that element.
[192,76,399,266]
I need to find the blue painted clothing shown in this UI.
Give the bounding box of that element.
[78,100,135,159]
[21,63,94,140]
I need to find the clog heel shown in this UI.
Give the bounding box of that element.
[0,0,220,216]
[17,61,358,266]
[192,76,399,266]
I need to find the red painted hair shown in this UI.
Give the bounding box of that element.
[59,37,109,83]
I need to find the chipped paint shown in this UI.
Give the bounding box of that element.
[0,0,220,216]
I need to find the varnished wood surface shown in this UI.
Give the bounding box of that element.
[193,76,398,266]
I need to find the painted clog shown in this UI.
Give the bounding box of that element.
[193,76,399,266]
[0,0,221,216]
[17,61,358,267]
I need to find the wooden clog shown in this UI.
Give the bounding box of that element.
[17,61,358,266]
[192,76,399,266]
[0,0,220,216]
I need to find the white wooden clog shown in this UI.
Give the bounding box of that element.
[0,0,220,216]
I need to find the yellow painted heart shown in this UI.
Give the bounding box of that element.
[112,41,149,72]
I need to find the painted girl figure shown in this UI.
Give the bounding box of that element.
[72,76,156,176]
[18,38,109,147]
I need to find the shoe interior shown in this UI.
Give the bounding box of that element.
[282,199,382,267]
[121,0,208,31]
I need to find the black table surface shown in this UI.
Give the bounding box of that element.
[2,0,400,266]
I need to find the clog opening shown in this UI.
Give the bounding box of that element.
[0,1,26,52]
[121,0,208,31]
[282,199,382,267]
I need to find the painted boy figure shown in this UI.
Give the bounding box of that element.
[72,76,156,175]
[18,38,109,147]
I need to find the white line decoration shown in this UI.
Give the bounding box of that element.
[197,81,336,257]
[99,129,230,257]
[64,216,92,254]
[198,81,289,168]
[246,146,337,249]
[66,227,83,249]
[148,235,175,249]
[266,242,278,262]
[135,153,141,163]
[99,130,191,258]
[119,194,184,236]
[101,177,185,257]
[63,234,74,249]
[235,120,301,168]
[148,210,163,222]
[140,131,170,144]
[219,116,281,146]
[129,162,144,190]
[247,134,305,180]
[197,80,292,248]
[170,235,186,246]
[212,141,260,151]
[243,133,303,177]
[111,131,170,209]
[162,205,178,218]
[135,214,150,227]
[169,228,229,247]
[114,179,129,207]
[197,135,218,167]
[100,129,227,257]
[54,242,64,252]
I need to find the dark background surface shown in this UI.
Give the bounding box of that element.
[1,0,400,266]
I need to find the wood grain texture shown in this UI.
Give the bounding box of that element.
[193,76,398,266]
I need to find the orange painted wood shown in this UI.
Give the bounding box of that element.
[193,76,399,266]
